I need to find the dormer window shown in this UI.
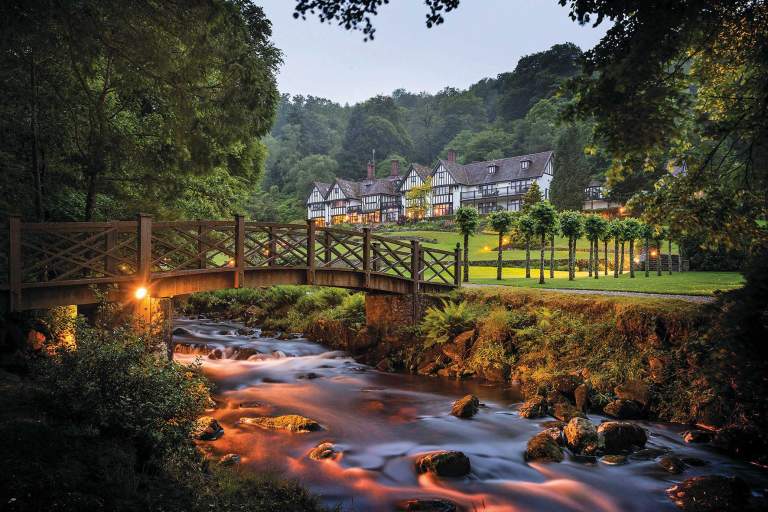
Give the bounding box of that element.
[521,160,531,170]
[487,163,498,174]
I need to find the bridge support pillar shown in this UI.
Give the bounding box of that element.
[133,296,173,360]
[365,293,434,331]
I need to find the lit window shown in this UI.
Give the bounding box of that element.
[521,160,530,170]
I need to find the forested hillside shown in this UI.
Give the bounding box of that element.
[251,43,613,221]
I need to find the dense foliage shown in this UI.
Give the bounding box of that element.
[0,0,280,221]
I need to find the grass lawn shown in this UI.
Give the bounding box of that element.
[467,266,743,296]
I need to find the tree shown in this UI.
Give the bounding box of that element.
[530,202,558,284]
[0,0,281,221]
[559,210,584,281]
[522,182,543,213]
[488,211,515,280]
[551,123,599,210]
[623,218,643,278]
[584,214,607,279]
[455,207,480,283]
[600,220,614,276]
[640,223,654,277]
[606,220,623,278]
[405,177,432,220]
[516,214,536,279]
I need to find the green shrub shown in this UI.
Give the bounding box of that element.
[421,300,480,348]
[36,323,211,454]
[322,293,366,329]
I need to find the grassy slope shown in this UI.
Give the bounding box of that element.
[466,267,744,295]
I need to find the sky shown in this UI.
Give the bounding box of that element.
[258,0,609,105]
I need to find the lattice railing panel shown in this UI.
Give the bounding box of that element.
[244,224,309,268]
[421,246,456,285]
[151,222,237,273]
[316,227,363,270]
[370,236,413,279]
[19,224,137,284]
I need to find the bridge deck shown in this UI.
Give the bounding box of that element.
[2,216,459,311]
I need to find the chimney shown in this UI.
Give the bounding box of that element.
[390,159,400,177]
[367,161,375,180]
[447,149,457,163]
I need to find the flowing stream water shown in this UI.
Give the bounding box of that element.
[173,317,767,511]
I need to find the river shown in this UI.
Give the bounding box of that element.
[173,317,766,511]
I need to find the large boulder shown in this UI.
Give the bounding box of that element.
[239,414,322,432]
[396,498,457,511]
[442,329,475,363]
[415,451,471,477]
[417,361,442,376]
[564,417,599,455]
[525,431,564,462]
[192,416,224,441]
[479,364,509,382]
[597,421,648,453]
[451,394,479,419]
[518,396,548,419]
[603,399,644,419]
[666,475,750,512]
[712,424,767,461]
[552,402,586,422]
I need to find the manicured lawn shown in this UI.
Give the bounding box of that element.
[467,267,744,296]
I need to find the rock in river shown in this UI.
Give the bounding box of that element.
[658,455,686,474]
[218,453,241,466]
[603,399,644,419]
[666,475,750,512]
[552,402,586,422]
[308,441,337,460]
[518,396,548,419]
[239,414,322,432]
[451,394,479,418]
[192,416,224,441]
[415,451,471,477]
[597,421,648,453]
[397,498,457,511]
[525,431,564,463]
[564,417,599,455]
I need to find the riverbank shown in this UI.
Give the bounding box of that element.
[180,286,768,468]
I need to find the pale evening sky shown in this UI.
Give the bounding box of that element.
[257,0,608,105]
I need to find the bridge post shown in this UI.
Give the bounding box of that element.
[268,226,276,267]
[306,219,316,285]
[362,227,371,288]
[137,213,152,286]
[410,240,420,294]
[8,215,22,312]
[234,214,245,288]
[454,242,461,287]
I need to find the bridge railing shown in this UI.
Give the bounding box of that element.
[2,215,460,311]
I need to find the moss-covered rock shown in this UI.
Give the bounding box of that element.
[603,399,644,419]
[552,402,586,422]
[415,450,471,477]
[451,394,479,418]
[597,421,647,453]
[192,416,224,441]
[518,396,548,418]
[239,414,322,432]
[524,431,564,462]
[564,417,599,455]
[308,442,337,460]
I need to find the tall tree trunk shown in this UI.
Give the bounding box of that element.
[539,233,545,284]
[668,239,673,275]
[656,240,662,276]
[613,239,619,278]
[629,240,635,278]
[463,233,469,282]
[644,237,650,277]
[588,238,593,277]
[30,52,44,221]
[604,240,608,276]
[593,239,599,279]
[549,234,555,278]
[569,237,574,280]
[620,242,625,274]
[496,231,503,280]
[525,238,531,278]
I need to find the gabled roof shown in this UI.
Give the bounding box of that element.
[410,163,432,181]
[360,176,400,197]
[586,179,603,189]
[312,182,330,196]
[435,150,554,186]
[333,178,361,199]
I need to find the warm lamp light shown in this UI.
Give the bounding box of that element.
[134,286,148,300]
[634,257,640,263]
[650,250,657,256]
[227,258,236,267]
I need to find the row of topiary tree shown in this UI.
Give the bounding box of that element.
[455,202,681,284]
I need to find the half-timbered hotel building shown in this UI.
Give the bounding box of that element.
[306,149,555,225]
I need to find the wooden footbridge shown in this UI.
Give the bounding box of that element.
[1,215,460,312]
